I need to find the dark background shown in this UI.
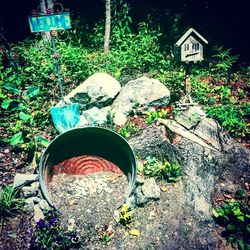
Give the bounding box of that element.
[1,0,249,62]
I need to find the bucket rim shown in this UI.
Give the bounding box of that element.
[38,126,137,209]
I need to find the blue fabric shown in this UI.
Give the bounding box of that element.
[50,103,80,134]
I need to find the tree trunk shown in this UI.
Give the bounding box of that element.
[40,0,46,13]
[104,0,111,53]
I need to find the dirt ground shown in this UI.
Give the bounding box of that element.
[48,171,227,250]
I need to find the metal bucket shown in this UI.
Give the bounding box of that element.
[39,127,137,207]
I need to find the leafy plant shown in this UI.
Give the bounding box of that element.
[191,75,249,139]
[213,191,250,250]
[32,208,81,249]
[118,122,139,138]
[212,47,239,72]
[146,107,171,124]
[0,82,50,165]
[143,156,181,182]
[206,105,249,137]
[0,185,24,217]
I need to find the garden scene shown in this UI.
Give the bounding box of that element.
[0,0,249,249]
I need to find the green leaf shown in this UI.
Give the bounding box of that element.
[137,161,144,172]
[237,215,244,221]
[25,86,40,99]
[246,224,250,233]
[9,132,24,145]
[35,136,50,147]
[233,207,243,217]
[3,84,21,94]
[19,112,31,121]
[1,99,14,109]
[5,185,12,195]
[237,239,245,250]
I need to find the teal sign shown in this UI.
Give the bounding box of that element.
[28,12,71,33]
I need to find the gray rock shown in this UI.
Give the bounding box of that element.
[25,197,41,210]
[12,173,38,189]
[21,182,39,198]
[82,106,111,125]
[33,204,45,223]
[64,73,121,109]
[134,185,148,206]
[112,76,170,124]
[39,199,50,211]
[113,111,127,126]
[141,178,161,200]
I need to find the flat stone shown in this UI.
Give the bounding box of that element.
[33,204,45,223]
[12,173,38,189]
[142,178,161,200]
[21,182,39,198]
[25,197,41,211]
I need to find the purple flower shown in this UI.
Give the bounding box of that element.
[70,234,80,244]
[37,219,45,229]
[55,236,64,247]
[48,217,58,228]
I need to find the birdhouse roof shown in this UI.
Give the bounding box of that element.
[175,28,208,47]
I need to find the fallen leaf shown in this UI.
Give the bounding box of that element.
[215,197,224,202]
[129,229,140,237]
[224,194,233,199]
[160,185,168,192]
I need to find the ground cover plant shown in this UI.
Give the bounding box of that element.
[31,208,81,249]
[0,185,24,218]
[213,190,250,250]
[141,156,181,182]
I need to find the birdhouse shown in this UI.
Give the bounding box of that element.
[174,28,208,62]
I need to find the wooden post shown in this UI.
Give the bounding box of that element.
[185,73,191,95]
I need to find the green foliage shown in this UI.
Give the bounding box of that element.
[143,156,181,182]
[32,208,81,249]
[206,104,249,137]
[0,185,24,217]
[146,108,169,124]
[211,46,239,76]
[118,122,139,138]
[191,74,249,138]
[0,80,50,154]
[213,191,250,250]
[87,0,171,83]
